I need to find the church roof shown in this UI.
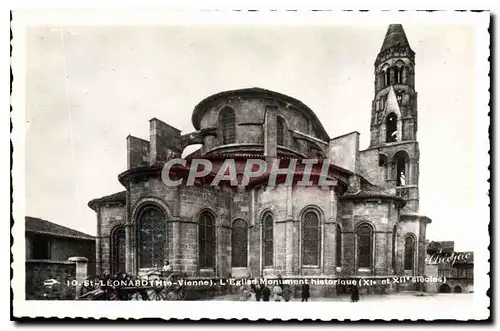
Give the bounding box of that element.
[380,24,411,52]
[25,216,95,240]
[191,87,330,141]
[88,191,126,211]
[400,206,433,223]
[340,180,404,204]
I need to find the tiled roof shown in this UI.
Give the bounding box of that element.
[400,205,420,216]
[88,191,126,210]
[25,216,95,240]
[341,181,400,200]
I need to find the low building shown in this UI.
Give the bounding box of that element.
[425,241,473,293]
[25,216,96,299]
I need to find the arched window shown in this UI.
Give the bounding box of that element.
[385,70,391,87]
[262,213,274,267]
[398,66,404,84]
[378,72,384,90]
[386,112,398,142]
[392,225,397,272]
[219,106,236,145]
[302,210,320,266]
[394,151,409,186]
[199,211,215,269]
[336,224,342,267]
[402,66,408,84]
[138,205,166,269]
[404,235,415,270]
[357,224,372,269]
[277,116,285,147]
[231,219,248,268]
[111,226,126,274]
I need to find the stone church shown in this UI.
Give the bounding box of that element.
[89,24,432,289]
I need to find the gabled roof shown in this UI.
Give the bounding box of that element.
[380,24,412,52]
[384,86,401,116]
[25,216,95,240]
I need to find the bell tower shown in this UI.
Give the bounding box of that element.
[370,24,420,211]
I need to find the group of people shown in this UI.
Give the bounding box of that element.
[249,275,311,302]
[247,276,360,303]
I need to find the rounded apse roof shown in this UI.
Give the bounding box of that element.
[191,87,330,142]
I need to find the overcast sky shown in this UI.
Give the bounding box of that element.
[25,23,482,251]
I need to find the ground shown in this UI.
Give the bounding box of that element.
[210,292,475,302]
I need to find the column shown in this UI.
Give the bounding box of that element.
[68,256,88,299]
[324,187,337,275]
[95,210,102,276]
[285,186,294,275]
[125,222,131,273]
[171,217,181,272]
[264,106,277,159]
[324,187,337,296]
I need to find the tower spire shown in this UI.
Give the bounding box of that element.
[380,24,411,52]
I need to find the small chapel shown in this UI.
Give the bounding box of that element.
[89,24,432,293]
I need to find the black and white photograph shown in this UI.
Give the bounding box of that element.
[10,9,489,320]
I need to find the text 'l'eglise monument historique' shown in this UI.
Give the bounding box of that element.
[89,24,432,295]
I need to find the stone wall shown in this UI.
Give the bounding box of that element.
[50,237,96,276]
[97,204,126,274]
[197,97,321,154]
[25,260,76,300]
[127,135,149,169]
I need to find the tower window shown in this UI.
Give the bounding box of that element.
[386,113,398,142]
[397,66,403,84]
[394,151,410,186]
[385,70,390,87]
[219,106,236,144]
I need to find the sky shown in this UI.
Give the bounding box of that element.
[24,22,484,251]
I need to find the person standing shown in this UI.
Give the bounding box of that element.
[351,284,360,302]
[272,283,283,301]
[282,284,292,302]
[254,283,262,301]
[262,285,271,302]
[301,283,310,302]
